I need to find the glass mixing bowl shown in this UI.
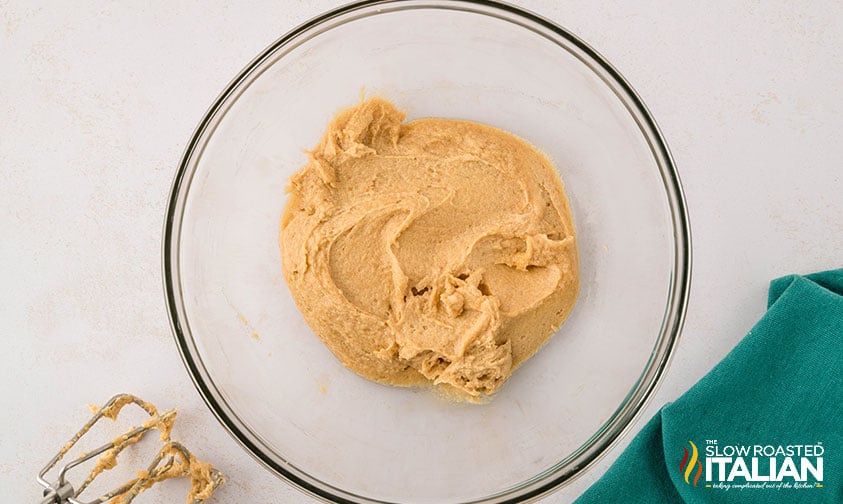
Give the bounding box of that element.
[163,1,691,502]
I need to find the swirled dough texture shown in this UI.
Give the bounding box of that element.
[280,97,578,399]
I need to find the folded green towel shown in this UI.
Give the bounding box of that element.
[575,269,843,503]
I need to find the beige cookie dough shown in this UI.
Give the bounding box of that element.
[280,97,578,399]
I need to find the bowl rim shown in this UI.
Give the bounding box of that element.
[162,1,692,502]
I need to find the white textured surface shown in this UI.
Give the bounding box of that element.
[2,1,841,503]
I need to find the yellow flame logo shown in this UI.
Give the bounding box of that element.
[679,441,703,486]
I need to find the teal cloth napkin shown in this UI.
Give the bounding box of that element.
[576,269,843,503]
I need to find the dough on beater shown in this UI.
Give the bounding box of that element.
[280,97,579,400]
[82,395,222,504]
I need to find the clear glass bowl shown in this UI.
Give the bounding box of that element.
[163,1,691,503]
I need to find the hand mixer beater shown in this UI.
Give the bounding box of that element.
[37,394,224,504]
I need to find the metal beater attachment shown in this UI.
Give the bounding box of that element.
[37,394,224,504]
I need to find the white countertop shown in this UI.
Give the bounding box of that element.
[2,1,841,502]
